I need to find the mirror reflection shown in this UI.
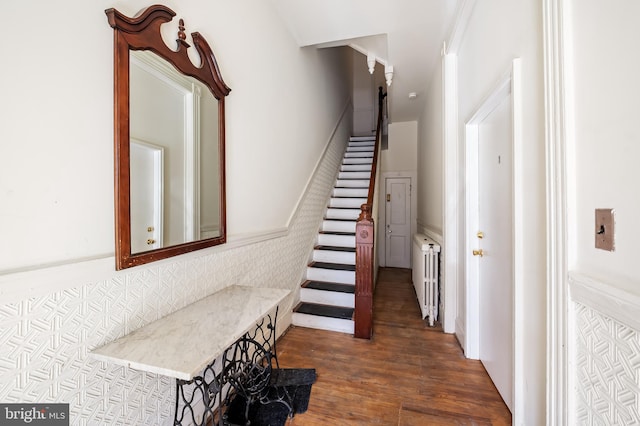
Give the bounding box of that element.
[129,50,220,254]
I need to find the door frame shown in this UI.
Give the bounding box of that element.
[464,58,523,417]
[378,171,417,268]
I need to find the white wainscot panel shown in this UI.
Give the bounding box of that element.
[570,272,640,424]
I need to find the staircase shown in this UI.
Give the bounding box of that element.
[292,135,375,334]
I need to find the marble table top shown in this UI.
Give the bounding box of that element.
[90,285,291,380]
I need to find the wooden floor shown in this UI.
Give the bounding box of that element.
[276,267,511,425]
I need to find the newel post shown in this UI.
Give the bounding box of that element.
[354,204,374,339]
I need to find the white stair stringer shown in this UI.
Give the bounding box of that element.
[292,135,377,335]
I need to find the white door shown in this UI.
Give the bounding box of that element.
[130,140,164,253]
[477,95,513,411]
[385,177,411,268]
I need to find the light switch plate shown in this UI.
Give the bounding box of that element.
[595,208,615,251]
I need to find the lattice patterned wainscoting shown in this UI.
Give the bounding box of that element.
[574,302,640,424]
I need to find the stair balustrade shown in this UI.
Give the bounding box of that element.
[354,87,386,339]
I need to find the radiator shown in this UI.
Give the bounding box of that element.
[412,234,441,327]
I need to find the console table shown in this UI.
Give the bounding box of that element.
[90,285,291,425]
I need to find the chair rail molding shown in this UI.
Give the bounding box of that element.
[569,272,640,333]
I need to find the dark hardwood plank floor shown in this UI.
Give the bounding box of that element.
[276,267,511,425]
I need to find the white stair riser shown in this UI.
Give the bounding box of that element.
[348,142,375,148]
[344,152,373,158]
[292,313,354,334]
[329,198,366,208]
[307,267,355,284]
[338,172,371,180]
[349,136,376,142]
[321,220,356,233]
[343,158,373,165]
[341,164,372,172]
[336,179,370,188]
[313,249,355,264]
[300,288,355,308]
[347,147,374,153]
[333,188,368,198]
[325,208,360,220]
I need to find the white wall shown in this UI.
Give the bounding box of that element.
[571,0,640,286]
[0,0,351,423]
[0,0,349,272]
[402,1,549,421]
[443,0,546,422]
[568,0,640,421]
[352,50,376,137]
[417,66,444,237]
[381,121,417,173]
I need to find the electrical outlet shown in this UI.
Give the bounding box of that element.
[595,208,615,251]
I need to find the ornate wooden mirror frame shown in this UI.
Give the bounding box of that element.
[106,5,230,270]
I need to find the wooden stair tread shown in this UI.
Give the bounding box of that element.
[315,245,356,252]
[309,262,355,271]
[294,302,354,320]
[318,231,356,236]
[302,280,355,294]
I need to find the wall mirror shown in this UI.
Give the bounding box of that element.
[106,5,230,270]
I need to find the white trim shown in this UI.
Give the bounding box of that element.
[464,59,523,419]
[511,58,525,426]
[444,0,477,55]
[442,50,459,335]
[184,84,202,241]
[543,0,571,423]
[464,120,479,359]
[455,317,466,351]
[569,272,640,333]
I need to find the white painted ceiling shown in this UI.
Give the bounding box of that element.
[269,0,462,123]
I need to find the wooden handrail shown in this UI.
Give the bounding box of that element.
[354,87,386,339]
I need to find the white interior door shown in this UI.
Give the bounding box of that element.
[385,177,411,268]
[130,140,164,253]
[477,95,513,412]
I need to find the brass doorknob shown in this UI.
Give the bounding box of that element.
[147,239,156,245]
[472,249,484,257]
